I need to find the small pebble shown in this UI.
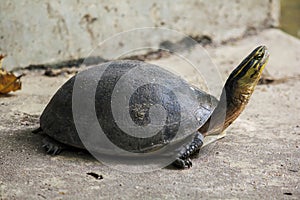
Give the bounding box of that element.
[87,172,103,180]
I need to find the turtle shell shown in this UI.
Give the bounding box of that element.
[40,60,218,153]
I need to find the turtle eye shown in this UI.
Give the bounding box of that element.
[255,54,263,60]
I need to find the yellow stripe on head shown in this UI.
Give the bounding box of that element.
[227,46,269,88]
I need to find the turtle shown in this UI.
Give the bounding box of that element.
[33,45,269,169]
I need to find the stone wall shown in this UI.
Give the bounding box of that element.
[0,0,280,69]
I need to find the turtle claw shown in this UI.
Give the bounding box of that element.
[52,146,61,155]
[42,136,65,155]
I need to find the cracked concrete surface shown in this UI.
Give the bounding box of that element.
[0,29,299,199]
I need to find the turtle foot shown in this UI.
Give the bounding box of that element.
[172,132,204,169]
[173,157,193,169]
[42,136,66,155]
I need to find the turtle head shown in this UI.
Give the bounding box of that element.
[226,46,269,95]
[201,46,269,135]
[220,46,269,128]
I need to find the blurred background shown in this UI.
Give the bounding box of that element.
[280,0,300,38]
[0,0,299,69]
[2,0,300,70]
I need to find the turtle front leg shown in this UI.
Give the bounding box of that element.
[172,132,204,169]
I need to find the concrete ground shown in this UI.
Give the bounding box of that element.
[0,29,299,199]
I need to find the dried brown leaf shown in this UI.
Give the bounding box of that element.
[0,54,22,94]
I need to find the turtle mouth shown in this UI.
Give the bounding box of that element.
[258,47,269,71]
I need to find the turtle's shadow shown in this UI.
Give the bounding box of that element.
[12,128,98,163]
[12,128,211,170]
